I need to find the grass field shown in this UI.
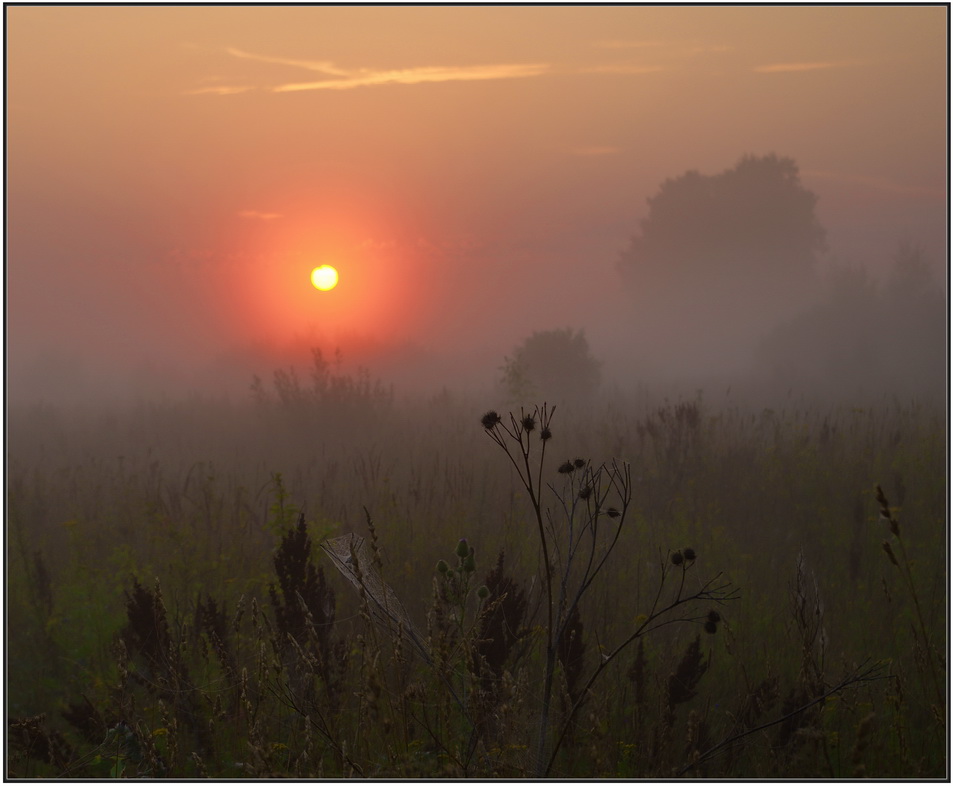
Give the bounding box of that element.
[6,374,947,778]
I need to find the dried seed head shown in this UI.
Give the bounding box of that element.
[481,411,502,430]
[882,540,899,567]
[521,415,536,432]
[573,458,586,468]
[707,610,721,623]
[671,551,684,566]
[683,547,696,561]
[578,486,592,500]
[704,620,718,634]
[558,461,575,474]
[540,426,553,441]
[606,507,620,518]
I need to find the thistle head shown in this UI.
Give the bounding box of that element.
[481,411,502,430]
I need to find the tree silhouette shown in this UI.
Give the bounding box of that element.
[756,240,945,400]
[617,155,826,371]
[501,328,601,402]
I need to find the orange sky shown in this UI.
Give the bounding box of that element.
[6,5,948,399]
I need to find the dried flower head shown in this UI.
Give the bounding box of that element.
[707,610,721,623]
[521,415,536,432]
[683,547,696,561]
[704,620,718,634]
[671,551,684,566]
[481,411,502,430]
[605,507,620,518]
[578,486,592,500]
[540,426,553,441]
[573,458,586,469]
[558,460,575,474]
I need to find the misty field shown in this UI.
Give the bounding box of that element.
[6,379,946,778]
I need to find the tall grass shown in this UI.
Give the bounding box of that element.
[6,382,946,777]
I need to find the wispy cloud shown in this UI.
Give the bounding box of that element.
[225,47,352,77]
[753,60,860,74]
[274,62,550,92]
[188,48,550,94]
[187,84,256,96]
[238,210,282,220]
[580,64,664,76]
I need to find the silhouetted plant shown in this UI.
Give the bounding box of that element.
[667,635,709,709]
[120,579,206,756]
[876,485,943,709]
[121,578,174,677]
[8,715,75,775]
[268,512,345,707]
[482,403,738,776]
[252,347,394,414]
[474,549,529,693]
[557,604,586,708]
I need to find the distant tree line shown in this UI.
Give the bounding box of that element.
[498,154,944,401]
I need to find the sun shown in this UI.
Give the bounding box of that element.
[310,265,339,291]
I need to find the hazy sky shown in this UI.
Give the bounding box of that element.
[6,5,947,400]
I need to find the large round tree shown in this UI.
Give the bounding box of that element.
[617,154,826,373]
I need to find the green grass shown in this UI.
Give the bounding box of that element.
[6,386,946,778]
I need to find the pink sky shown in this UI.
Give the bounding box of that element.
[6,5,947,399]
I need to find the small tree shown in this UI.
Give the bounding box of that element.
[500,328,601,403]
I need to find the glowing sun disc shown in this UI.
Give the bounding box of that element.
[311,265,339,291]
